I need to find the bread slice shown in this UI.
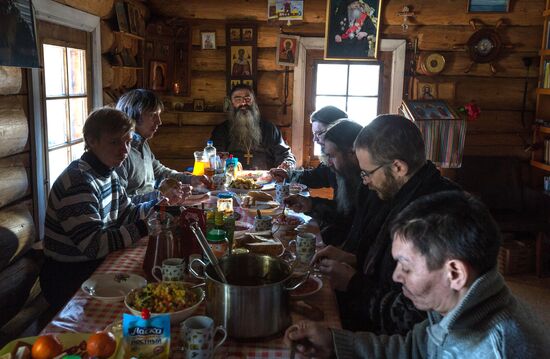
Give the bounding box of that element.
[244,240,283,256]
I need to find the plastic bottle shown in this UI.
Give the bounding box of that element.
[204,140,217,170]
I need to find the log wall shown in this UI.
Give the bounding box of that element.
[145,0,544,167]
[58,0,545,166]
[0,66,35,268]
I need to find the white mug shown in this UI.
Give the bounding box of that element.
[253,215,273,232]
[152,257,185,282]
[181,315,227,359]
[289,232,316,263]
[275,183,290,203]
[212,173,226,190]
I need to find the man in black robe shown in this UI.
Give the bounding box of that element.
[312,115,462,334]
[211,84,296,170]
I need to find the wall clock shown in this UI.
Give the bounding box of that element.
[454,19,513,74]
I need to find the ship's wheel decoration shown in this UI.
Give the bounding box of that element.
[454,19,513,74]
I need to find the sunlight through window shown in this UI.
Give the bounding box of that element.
[43,44,87,188]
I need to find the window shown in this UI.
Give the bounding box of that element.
[42,43,88,188]
[313,62,381,155]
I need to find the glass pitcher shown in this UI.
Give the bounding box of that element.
[192,151,210,176]
[143,208,183,282]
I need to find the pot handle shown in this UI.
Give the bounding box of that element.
[284,271,310,291]
[189,257,207,281]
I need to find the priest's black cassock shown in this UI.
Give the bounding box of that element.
[211,120,296,170]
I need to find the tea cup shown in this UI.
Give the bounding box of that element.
[212,173,226,190]
[253,215,273,232]
[289,232,316,263]
[152,257,186,282]
[275,183,290,203]
[180,315,227,359]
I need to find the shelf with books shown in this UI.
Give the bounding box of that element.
[532,0,550,175]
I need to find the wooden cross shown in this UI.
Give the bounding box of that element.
[397,6,415,32]
[244,150,253,165]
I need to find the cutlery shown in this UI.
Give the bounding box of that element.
[190,222,228,283]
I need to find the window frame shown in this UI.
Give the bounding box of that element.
[314,60,383,125]
[42,42,89,185]
[30,0,102,239]
[291,38,406,167]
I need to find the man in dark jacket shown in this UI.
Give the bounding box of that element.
[211,84,295,170]
[313,115,461,334]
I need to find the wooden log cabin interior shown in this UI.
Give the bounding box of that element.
[1,0,550,344]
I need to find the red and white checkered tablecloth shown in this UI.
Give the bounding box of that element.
[41,207,341,358]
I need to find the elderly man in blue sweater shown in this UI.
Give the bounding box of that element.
[286,191,550,358]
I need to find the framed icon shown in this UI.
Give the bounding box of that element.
[193,99,205,112]
[150,61,167,91]
[229,28,241,42]
[201,31,216,50]
[276,34,299,66]
[325,0,382,60]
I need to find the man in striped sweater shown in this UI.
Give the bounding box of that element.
[40,108,157,310]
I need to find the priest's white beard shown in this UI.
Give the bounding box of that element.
[229,102,262,150]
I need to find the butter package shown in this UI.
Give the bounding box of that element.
[121,312,170,359]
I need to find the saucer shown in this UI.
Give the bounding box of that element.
[81,273,147,303]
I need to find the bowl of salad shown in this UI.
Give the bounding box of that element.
[124,282,204,323]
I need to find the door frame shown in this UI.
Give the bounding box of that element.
[291,38,406,167]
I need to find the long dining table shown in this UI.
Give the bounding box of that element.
[40,196,342,358]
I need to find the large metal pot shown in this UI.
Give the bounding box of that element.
[190,253,307,339]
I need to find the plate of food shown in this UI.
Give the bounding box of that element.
[124,281,204,323]
[228,177,262,191]
[239,191,281,215]
[81,273,147,303]
[238,170,273,185]
[290,276,323,298]
[0,332,119,359]
[272,213,305,232]
[289,182,308,194]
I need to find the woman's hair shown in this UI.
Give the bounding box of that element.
[116,89,164,125]
[83,108,134,150]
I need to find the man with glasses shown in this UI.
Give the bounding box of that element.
[312,115,461,334]
[211,84,295,170]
